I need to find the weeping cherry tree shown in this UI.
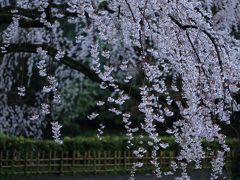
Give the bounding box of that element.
[0,0,240,179]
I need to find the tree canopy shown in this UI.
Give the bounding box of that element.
[0,0,240,179]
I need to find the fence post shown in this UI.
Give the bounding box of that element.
[48,151,52,174]
[124,151,126,170]
[12,150,15,175]
[54,151,57,174]
[83,151,87,173]
[6,151,8,175]
[88,151,91,172]
[42,151,45,173]
[93,151,96,174]
[72,151,75,174]
[118,150,121,164]
[104,151,107,174]
[98,151,101,172]
[114,151,117,171]
[30,151,33,174]
[60,151,63,175]
[24,152,27,175]
[37,151,40,174]
[0,151,2,175]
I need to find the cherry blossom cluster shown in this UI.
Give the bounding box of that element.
[17,86,26,97]
[0,0,239,179]
[1,17,19,53]
[97,123,105,140]
[51,121,63,144]
[122,113,136,148]
[36,47,48,77]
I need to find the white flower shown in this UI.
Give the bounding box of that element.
[96,101,105,106]
[51,121,63,144]
[17,86,26,96]
[55,50,65,61]
[29,114,39,121]
[53,93,61,104]
[87,112,99,120]
[97,123,105,140]
[41,103,50,115]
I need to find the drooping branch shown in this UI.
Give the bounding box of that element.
[0,6,43,27]
[169,15,227,98]
[0,15,44,28]
[0,43,142,101]
[0,2,181,112]
[0,43,179,113]
[0,1,113,28]
[169,15,223,70]
[0,5,76,28]
[0,6,40,18]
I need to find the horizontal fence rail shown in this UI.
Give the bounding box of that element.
[0,150,234,175]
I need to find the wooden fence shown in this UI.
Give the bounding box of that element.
[0,150,234,175]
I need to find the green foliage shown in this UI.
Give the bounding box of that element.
[53,78,135,136]
[53,79,106,135]
[0,134,238,154]
[57,79,100,118]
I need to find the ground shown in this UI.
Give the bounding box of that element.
[1,170,230,180]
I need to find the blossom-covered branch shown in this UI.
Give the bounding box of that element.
[0,43,143,101]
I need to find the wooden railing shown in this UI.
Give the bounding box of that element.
[0,150,233,175]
